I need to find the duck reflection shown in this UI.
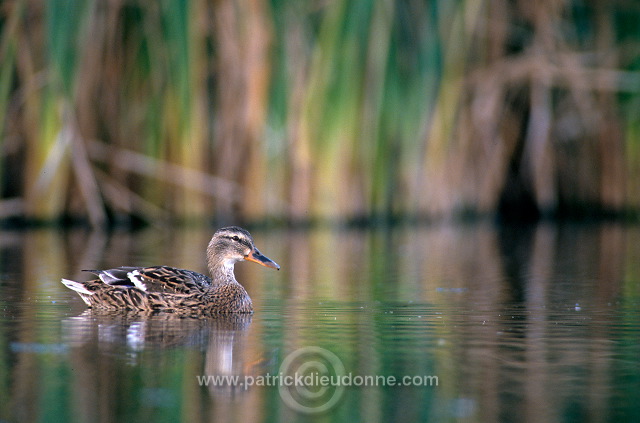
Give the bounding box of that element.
[62,310,257,398]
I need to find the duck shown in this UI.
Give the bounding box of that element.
[61,226,279,314]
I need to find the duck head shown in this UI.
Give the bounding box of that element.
[207,226,280,274]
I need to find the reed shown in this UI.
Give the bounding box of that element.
[1,0,639,226]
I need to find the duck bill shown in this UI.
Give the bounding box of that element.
[246,249,280,270]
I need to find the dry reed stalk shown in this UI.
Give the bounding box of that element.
[419,0,484,217]
[92,167,169,224]
[164,0,208,220]
[64,109,107,227]
[522,0,557,214]
[285,15,313,222]
[593,2,626,211]
[212,0,272,222]
[88,140,241,201]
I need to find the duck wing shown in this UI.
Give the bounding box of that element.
[83,266,212,294]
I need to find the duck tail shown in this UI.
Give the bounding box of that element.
[61,279,94,305]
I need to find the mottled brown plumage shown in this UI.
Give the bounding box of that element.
[62,227,279,314]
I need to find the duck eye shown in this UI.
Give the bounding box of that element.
[232,236,240,242]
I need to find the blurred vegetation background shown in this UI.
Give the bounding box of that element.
[0,0,639,227]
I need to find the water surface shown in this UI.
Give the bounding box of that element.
[1,223,639,422]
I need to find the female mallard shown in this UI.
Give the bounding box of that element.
[62,226,279,314]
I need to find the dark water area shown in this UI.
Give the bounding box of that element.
[0,223,639,422]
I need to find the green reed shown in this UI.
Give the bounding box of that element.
[1,0,639,225]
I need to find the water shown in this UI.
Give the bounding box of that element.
[1,223,639,422]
